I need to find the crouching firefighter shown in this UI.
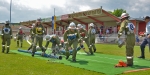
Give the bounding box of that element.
[88,23,97,55]
[45,34,61,55]
[63,22,80,62]
[118,13,135,66]
[1,21,12,53]
[32,18,46,57]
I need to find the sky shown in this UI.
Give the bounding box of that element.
[0,0,150,23]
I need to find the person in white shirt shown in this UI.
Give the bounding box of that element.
[138,16,150,59]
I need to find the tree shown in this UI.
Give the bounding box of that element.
[111,9,126,17]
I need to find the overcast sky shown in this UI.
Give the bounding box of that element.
[0,0,150,23]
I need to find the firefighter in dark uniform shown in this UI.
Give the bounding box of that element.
[32,18,46,57]
[118,13,135,66]
[63,22,80,62]
[1,21,12,53]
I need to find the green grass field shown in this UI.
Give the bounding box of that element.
[0,39,150,75]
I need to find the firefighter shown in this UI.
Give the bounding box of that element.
[45,34,61,55]
[16,27,24,47]
[27,23,35,51]
[88,23,97,55]
[63,22,80,62]
[77,24,90,54]
[118,13,135,66]
[1,21,12,53]
[32,18,46,57]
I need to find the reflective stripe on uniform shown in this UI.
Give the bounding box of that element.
[2,45,5,47]
[7,46,10,47]
[1,34,3,35]
[126,56,133,59]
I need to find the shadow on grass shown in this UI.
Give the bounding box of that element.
[7,52,17,54]
[95,52,105,54]
[68,59,89,65]
[85,54,96,56]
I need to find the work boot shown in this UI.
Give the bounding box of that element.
[6,46,10,54]
[2,46,5,53]
[138,56,145,59]
[72,59,76,62]
[65,51,70,59]
[90,52,94,55]
[17,41,19,47]
[66,56,69,59]
[127,64,133,67]
[94,49,96,52]
[6,50,9,54]
[32,52,35,57]
[21,43,22,48]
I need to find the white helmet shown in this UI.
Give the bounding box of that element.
[89,23,94,27]
[19,27,22,29]
[45,35,52,41]
[81,26,84,28]
[69,22,76,29]
[77,24,82,29]
[77,24,82,27]
[36,46,41,51]
[121,13,129,19]
[32,23,35,26]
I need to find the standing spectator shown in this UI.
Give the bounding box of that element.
[113,26,117,34]
[138,16,150,59]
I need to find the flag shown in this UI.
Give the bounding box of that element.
[54,16,57,30]
[52,16,54,30]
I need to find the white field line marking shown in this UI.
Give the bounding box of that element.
[77,52,138,63]
[78,58,115,65]
[93,56,138,63]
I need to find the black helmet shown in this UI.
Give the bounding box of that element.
[5,21,10,25]
[36,18,42,22]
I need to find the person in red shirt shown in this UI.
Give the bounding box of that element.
[16,27,25,47]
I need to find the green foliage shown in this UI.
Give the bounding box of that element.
[112,8,126,17]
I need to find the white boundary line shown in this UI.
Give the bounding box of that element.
[78,58,115,65]
[93,56,138,63]
[77,52,138,63]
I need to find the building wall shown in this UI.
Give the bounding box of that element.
[139,21,146,32]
